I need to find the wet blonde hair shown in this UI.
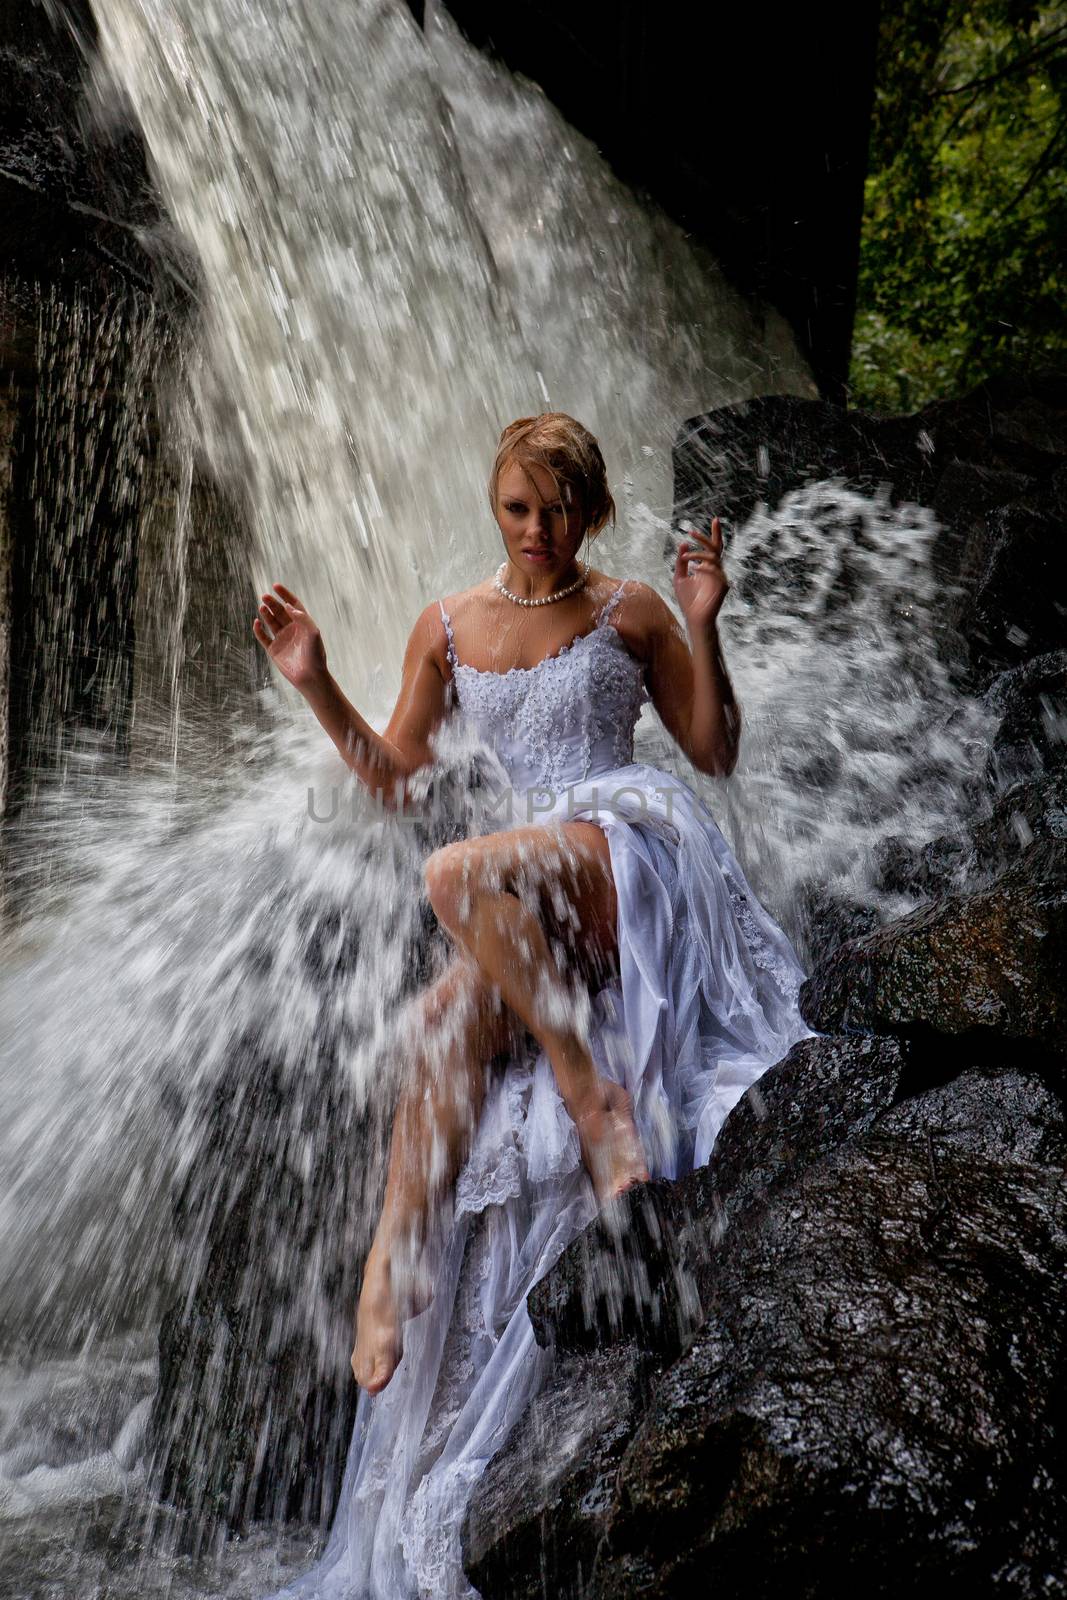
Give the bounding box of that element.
[488,412,616,541]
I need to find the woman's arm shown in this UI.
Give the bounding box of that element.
[254,584,450,807]
[676,613,741,778]
[623,520,741,778]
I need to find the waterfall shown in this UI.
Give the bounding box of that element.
[84,0,811,705]
[0,2,993,1594]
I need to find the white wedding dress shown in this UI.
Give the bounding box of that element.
[270,581,813,1599]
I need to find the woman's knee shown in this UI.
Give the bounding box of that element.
[414,959,511,1058]
[424,840,496,929]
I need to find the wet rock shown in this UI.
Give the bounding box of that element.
[685,1032,911,1221]
[464,1343,659,1600]
[983,651,1067,794]
[674,374,1067,682]
[970,763,1067,866]
[967,487,1067,675]
[876,1060,1065,1167]
[526,1035,913,1366]
[526,1180,703,1360]
[468,1034,914,1591]
[874,760,1067,905]
[471,1047,1066,1599]
[597,1123,1066,1599]
[795,879,882,970]
[0,0,165,296]
[800,837,1067,1062]
[870,829,973,900]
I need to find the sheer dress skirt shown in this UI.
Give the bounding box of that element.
[269,760,813,1600]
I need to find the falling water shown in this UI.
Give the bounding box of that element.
[0,2,997,1596]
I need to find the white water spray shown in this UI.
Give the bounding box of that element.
[0,4,996,1596]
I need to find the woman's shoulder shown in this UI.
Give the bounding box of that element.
[411,579,497,676]
[604,574,659,605]
[580,569,665,618]
[599,574,672,625]
[593,575,678,662]
[435,574,497,614]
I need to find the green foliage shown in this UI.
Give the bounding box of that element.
[850,1,1067,412]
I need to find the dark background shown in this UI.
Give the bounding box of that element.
[425,1,883,403]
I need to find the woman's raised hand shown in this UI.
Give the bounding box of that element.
[673,516,730,631]
[252,582,329,691]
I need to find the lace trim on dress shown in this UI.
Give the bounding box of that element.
[454,1065,532,1217]
[435,582,647,792]
[438,598,459,677]
[722,866,804,1005]
[438,580,633,679]
[402,1458,485,1600]
[594,580,629,632]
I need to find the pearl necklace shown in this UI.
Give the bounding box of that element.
[494,559,588,608]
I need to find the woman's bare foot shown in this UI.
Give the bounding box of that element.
[351,1245,402,1394]
[575,1079,649,1205]
[351,1243,432,1395]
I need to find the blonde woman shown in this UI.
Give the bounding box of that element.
[255,413,810,1599]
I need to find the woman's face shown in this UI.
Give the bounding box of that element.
[494,459,586,577]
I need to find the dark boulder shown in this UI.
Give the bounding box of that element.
[983,651,1067,795]
[0,0,166,298]
[464,1033,913,1592]
[599,1113,1065,1600]
[673,375,1067,684]
[464,1342,659,1600]
[794,878,883,974]
[870,827,975,901]
[684,1031,911,1221]
[524,1034,912,1367]
[872,757,1067,904]
[970,762,1067,866]
[467,1039,1066,1599]
[800,837,1067,1063]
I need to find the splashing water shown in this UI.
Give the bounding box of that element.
[695,480,997,923]
[0,2,997,1595]
[85,0,812,712]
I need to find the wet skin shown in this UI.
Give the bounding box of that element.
[351,816,648,1395]
[253,461,733,1395]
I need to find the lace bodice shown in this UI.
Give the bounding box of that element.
[438,583,649,794]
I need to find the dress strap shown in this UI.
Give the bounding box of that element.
[594,579,630,630]
[437,599,459,675]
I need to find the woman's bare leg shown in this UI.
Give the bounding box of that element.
[424,821,649,1204]
[352,957,519,1394]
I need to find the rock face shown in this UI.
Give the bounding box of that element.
[1,0,163,832]
[465,383,1067,1597]
[672,376,1067,682]
[803,837,1067,1060]
[599,1119,1064,1599]
[0,1,258,852]
[468,1042,1066,1599]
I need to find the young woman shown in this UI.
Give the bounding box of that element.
[254,413,811,1599]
